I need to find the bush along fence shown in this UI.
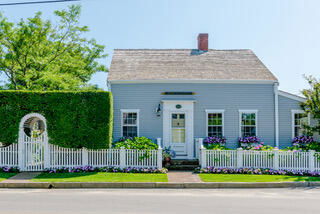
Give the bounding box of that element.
[0,142,163,171]
[200,146,320,172]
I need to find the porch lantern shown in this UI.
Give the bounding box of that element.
[156,103,161,117]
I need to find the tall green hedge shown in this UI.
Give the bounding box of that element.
[0,91,113,149]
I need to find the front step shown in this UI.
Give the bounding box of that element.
[166,165,199,170]
[165,159,199,170]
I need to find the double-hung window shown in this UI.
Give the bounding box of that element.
[239,110,258,137]
[206,110,224,137]
[292,110,309,138]
[121,109,139,137]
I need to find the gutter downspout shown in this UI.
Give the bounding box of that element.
[274,82,279,148]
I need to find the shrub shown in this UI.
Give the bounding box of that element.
[113,137,158,150]
[0,91,113,149]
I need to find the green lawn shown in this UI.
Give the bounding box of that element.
[199,174,320,182]
[0,172,17,181]
[33,172,168,182]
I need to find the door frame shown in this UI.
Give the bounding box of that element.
[162,100,195,159]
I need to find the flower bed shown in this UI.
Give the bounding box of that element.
[45,166,168,174]
[195,167,320,177]
[0,166,19,173]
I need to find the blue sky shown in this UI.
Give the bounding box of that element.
[1,0,319,94]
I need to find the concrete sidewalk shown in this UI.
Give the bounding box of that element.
[1,172,41,183]
[0,181,320,188]
[167,171,202,183]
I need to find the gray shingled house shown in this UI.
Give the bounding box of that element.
[108,34,309,159]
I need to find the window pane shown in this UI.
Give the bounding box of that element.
[208,113,222,126]
[123,112,137,125]
[123,126,137,137]
[241,113,256,126]
[172,113,185,128]
[172,129,185,143]
[241,126,256,137]
[208,126,223,137]
[295,113,308,126]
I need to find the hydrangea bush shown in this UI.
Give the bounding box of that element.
[285,136,320,152]
[238,136,271,150]
[203,136,229,150]
[195,167,320,177]
[292,136,315,148]
[44,166,168,174]
[113,137,158,150]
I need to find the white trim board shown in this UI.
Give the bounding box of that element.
[109,79,277,84]
[205,110,225,137]
[239,110,258,137]
[278,91,306,102]
[291,110,311,139]
[120,109,140,137]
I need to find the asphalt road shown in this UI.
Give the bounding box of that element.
[0,188,319,214]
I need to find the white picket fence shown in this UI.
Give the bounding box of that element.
[49,144,162,169]
[0,143,163,171]
[200,146,320,172]
[0,144,18,167]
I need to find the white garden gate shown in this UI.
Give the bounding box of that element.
[18,113,49,171]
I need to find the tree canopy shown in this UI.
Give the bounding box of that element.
[301,76,320,134]
[0,5,107,90]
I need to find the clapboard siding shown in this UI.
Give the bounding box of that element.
[112,83,276,148]
[278,95,317,148]
[278,95,300,148]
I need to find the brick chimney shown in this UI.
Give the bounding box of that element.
[197,33,208,51]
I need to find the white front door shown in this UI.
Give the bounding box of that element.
[170,112,187,155]
[163,100,194,159]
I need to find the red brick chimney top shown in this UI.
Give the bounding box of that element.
[197,33,208,51]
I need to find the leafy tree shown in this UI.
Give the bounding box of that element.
[0,5,107,90]
[301,76,320,134]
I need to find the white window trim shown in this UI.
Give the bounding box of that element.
[239,110,258,137]
[120,109,140,137]
[291,110,310,139]
[205,109,225,137]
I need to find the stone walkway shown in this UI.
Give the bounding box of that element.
[167,171,202,183]
[1,172,41,183]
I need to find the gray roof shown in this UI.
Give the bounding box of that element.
[108,49,278,82]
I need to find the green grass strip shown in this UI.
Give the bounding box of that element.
[199,174,320,182]
[33,172,168,182]
[0,172,18,181]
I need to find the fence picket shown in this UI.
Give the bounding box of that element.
[200,148,319,172]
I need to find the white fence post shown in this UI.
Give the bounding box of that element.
[157,138,162,148]
[273,148,279,170]
[309,150,315,172]
[200,145,207,168]
[82,148,88,166]
[237,148,243,169]
[157,145,163,169]
[119,147,126,169]
[197,138,204,159]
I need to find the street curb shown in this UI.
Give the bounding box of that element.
[0,182,320,188]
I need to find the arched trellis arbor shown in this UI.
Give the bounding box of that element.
[18,113,49,171]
